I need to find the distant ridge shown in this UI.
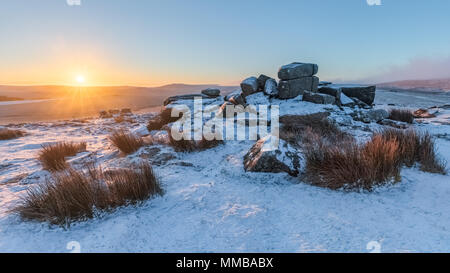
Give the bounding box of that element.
[378,78,450,92]
[0,83,239,100]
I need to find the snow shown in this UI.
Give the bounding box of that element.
[0,92,449,253]
[340,93,354,105]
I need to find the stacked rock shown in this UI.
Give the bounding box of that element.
[318,85,376,107]
[277,62,319,99]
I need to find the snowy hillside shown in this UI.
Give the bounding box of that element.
[0,89,449,253]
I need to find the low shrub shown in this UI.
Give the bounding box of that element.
[14,162,162,226]
[38,142,87,171]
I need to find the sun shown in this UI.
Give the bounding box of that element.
[76,75,85,84]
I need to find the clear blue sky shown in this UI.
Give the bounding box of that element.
[1,0,450,86]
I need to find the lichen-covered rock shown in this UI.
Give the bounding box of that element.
[302,91,336,104]
[201,88,221,97]
[278,62,318,80]
[257,74,272,91]
[366,109,389,122]
[318,86,341,98]
[163,94,210,106]
[341,86,376,106]
[352,109,389,123]
[225,90,247,106]
[244,135,301,177]
[264,78,278,97]
[278,76,319,99]
[339,93,355,106]
[240,77,259,96]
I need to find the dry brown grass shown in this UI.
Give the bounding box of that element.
[0,128,25,140]
[304,136,401,190]
[379,128,446,174]
[280,112,349,145]
[388,109,414,124]
[304,128,446,190]
[38,142,87,172]
[147,109,183,131]
[109,130,144,154]
[14,162,162,226]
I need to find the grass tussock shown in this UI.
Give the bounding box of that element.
[305,136,401,190]
[388,109,414,124]
[14,162,163,226]
[304,128,447,190]
[109,130,144,154]
[280,112,350,145]
[38,142,87,172]
[147,109,183,131]
[379,128,446,174]
[0,128,25,140]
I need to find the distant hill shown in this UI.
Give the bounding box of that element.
[0,84,238,101]
[0,84,238,124]
[378,78,450,92]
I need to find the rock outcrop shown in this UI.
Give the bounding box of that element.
[278,76,319,99]
[240,77,259,96]
[244,135,301,177]
[278,62,318,80]
[318,86,356,106]
[277,62,319,99]
[341,86,376,105]
[351,109,389,123]
[257,74,271,91]
[163,94,211,106]
[225,90,247,106]
[201,88,221,98]
[264,78,278,97]
[302,91,336,104]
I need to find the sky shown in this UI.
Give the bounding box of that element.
[1,0,450,86]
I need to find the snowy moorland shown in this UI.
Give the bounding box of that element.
[0,90,449,253]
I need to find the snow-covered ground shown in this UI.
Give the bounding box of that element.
[0,91,449,253]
